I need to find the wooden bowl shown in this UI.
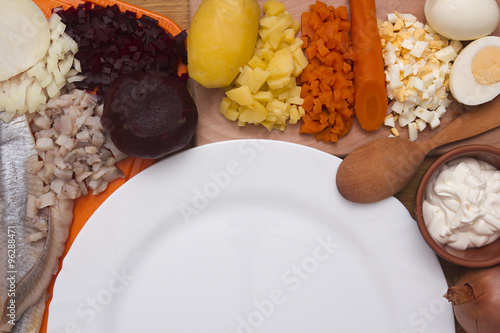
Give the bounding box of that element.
[415,144,500,268]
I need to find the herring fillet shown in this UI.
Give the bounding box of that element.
[0,115,45,332]
[0,115,73,333]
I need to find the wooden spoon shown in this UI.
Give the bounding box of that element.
[336,98,500,203]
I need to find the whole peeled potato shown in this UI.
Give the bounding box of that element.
[187,0,260,88]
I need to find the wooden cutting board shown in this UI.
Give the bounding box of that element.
[189,0,500,157]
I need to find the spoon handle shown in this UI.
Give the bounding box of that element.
[423,99,500,150]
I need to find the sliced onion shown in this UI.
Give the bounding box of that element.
[0,0,50,81]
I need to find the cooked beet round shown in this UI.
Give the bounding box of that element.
[101,71,197,159]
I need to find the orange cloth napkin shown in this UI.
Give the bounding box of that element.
[39,157,156,332]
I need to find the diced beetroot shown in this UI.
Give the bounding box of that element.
[57,2,187,95]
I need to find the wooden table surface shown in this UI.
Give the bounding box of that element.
[125,0,466,331]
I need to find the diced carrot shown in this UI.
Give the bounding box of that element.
[299,4,355,143]
[301,12,313,37]
[319,79,332,93]
[309,10,323,30]
[333,89,342,103]
[316,41,330,57]
[325,11,334,22]
[309,57,322,67]
[299,36,309,48]
[310,79,320,90]
[319,90,332,106]
[301,83,310,98]
[315,1,330,21]
[340,106,354,118]
[305,43,318,60]
[341,88,351,100]
[333,7,341,19]
[340,20,350,32]
[338,6,348,20]
[310,87,320,97]
[323,21,336,39]
[315,128,331,142]
[303,111,314,123]
[342,61,351,73]
[312,98,323,116]
[299,120,322,134]
[319,110,329,124]
[300,64,317,82]
[302,94,314,112]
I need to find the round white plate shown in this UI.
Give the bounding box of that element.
[48,139,455,333]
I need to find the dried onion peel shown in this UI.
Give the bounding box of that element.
[444,265,500,333]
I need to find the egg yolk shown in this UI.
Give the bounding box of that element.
[472,46,500,85]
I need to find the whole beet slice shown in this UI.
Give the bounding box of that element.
[102,71,198,159]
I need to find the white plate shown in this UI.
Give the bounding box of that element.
[48,139,455,333]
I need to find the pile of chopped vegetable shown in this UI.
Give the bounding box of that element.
[0,11,81,122]
[219,0,308,132]
[54,2,188,95]
[378,12,460,140]
[299,1,355,142]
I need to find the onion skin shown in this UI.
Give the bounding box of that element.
[444,265,500,333]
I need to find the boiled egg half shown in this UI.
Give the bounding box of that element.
[425,0,500,41]
[449,36,500,105]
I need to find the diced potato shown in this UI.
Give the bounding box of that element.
[267,47,293,80]
[238,101,267,123]
[225,109,240,121]
[267,76,291,90]
[260,49,275,63]
[219,0,305,132]
[283,29,295,45]
[289,104,300,124]
[292,47,308,70]
[219,96,233,115]
[247,67,271,93]
[236,65,254,86]
[263,0,285,16]
[220,97,241,121]
[226,85,255,107]
[248,55,266,69]
[253,91,274,102]
[266,98,288,115]
[289,37,303,53]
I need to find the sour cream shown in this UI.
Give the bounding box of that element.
[423,157,500,250]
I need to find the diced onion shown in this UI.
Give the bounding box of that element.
[0,0,50,81]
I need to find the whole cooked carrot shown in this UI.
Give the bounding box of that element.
[350,0,388,131]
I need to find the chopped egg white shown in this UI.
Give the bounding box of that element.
[378,12,461,141]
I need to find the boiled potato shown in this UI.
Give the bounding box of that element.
[187,0,260,88]
[219,0,307,131]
